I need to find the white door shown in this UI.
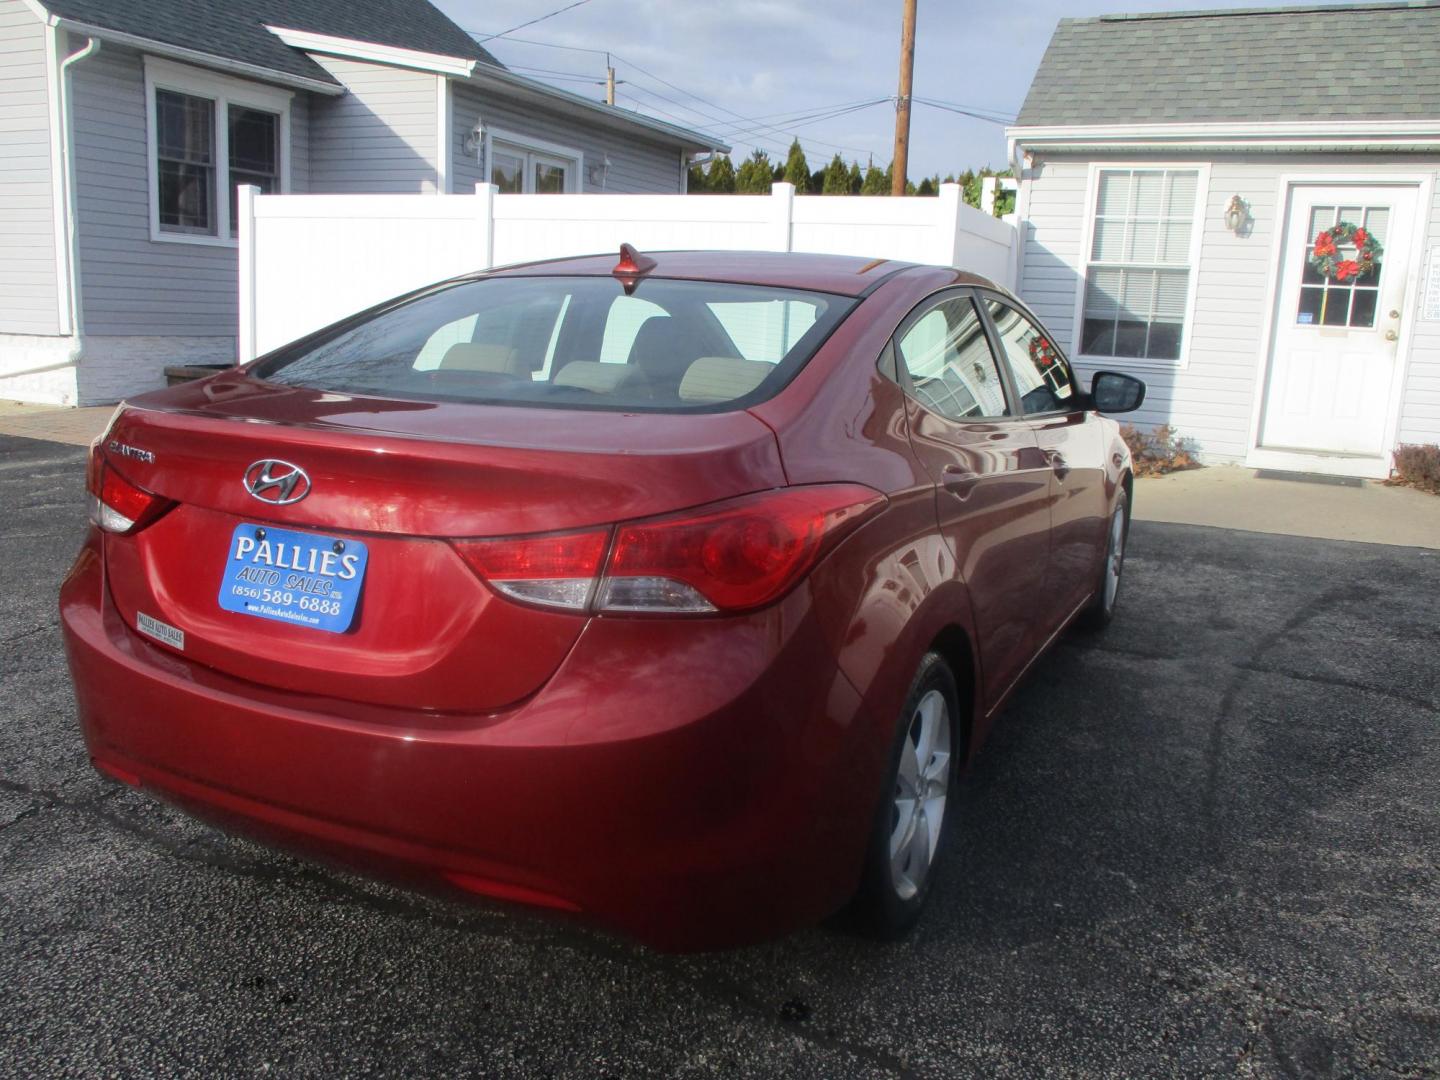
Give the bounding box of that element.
[1261,184,1418,457]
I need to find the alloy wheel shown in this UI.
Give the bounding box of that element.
[1103,505,1126,612]
[889,688,951,900]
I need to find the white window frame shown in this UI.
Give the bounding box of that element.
[143,57,292,247]
[1071,161,1211,372]
[483,127,582,194]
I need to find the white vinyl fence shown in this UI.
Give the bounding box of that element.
[237,182,1017,360]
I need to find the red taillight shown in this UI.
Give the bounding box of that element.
[453,485,884,616]
[88,459,170,535]
[453,528,609,610]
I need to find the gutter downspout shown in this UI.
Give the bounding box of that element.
[59,33,100,340]
[1008,133,1028,299]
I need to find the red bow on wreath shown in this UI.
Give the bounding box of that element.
[1029,337,1058,369]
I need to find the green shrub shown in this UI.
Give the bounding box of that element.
[1119,424,1201,478]
[1390,443,1440,494]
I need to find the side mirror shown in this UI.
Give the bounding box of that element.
[1091,370,1146,414]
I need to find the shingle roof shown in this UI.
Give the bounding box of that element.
[1016,2,1440,127]
[39,0,501,87]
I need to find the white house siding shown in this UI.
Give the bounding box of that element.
[450,80,685,195]
[308,56,439,194]
[1407,190,1440,444]
[65,46,315,402]
[1019,150,1440,462]
[0,0,59,336]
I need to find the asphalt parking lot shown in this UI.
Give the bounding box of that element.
[2,431,1437,1079]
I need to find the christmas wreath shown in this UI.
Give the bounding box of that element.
[1029,336,1059,369]
[1309,222,1383,282]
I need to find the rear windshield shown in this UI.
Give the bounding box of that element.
[254,276,854,412]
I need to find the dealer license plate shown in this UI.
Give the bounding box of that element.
[217,523,368,633]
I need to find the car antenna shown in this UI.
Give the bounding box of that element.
[613,243,656,294]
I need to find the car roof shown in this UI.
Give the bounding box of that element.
[482,250,1001,299]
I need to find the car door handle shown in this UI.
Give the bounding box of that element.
[1048,451,1070,480]
[941,465,980,499]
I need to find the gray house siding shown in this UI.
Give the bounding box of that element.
[1018,151,1440,460]
[308,56,440,193]
[450,81,684,195]
[0,0,60,336]
[69,45,313,341]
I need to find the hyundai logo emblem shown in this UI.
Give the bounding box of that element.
[243,459,311,505]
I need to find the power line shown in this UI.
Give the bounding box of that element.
[911,94,1016,120]
[621,83,886,160]
[619,78,886,157]
[506,64,604,85]
[912,97,1016,125]
[465,30,611,55]
[474,1,595,44]
[467,29,891,159]
[716,100,891,147]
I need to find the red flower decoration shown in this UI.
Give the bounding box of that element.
[1352,228,1369,247]
[1334,259,1361,281]
[1313,231,1338,257]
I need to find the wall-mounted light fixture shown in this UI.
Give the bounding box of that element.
[587,154,612,189]
[463,117,485,157]
[1223,194,1251,235]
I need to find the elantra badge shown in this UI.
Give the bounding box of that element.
[243,459,311,505]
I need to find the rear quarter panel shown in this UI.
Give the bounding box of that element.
[751,269,993,769]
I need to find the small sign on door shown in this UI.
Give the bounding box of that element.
[1424,247,1440,321]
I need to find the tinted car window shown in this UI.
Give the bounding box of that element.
[984,299,1076,416]
[895,295,1009,421]
[256,277,853,412]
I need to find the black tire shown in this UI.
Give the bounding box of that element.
[849,651,961,939]
[1077,487,1130,632]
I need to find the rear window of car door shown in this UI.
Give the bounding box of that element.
[982,298,1077,416]
[895,294,1009,421]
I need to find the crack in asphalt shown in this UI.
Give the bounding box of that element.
[1200,585,1371,848]
[1232,661,1438,714]
[0,625,50,648]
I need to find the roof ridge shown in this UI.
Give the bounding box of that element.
[1074,0,1440,24]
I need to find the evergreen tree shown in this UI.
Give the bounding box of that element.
[860,162,888,195]
[963,167,990,209]
[772,162,786,185]
[957,168,977,206]
[735,149,774,194]
[847,160,863,194]
[942,173,956,185]
[884,160,895,193]
[821,153,850,195]
[707,154,736,194]
[917,176,937,197]
[687,162,707,193]
[782,139,811,192]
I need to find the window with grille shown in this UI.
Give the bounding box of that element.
[155,89,216,235]
[1080,169,1199,363]
[145,58,289,244]
[1296,204,1388,328]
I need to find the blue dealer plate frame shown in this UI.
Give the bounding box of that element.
[218,523,369,633]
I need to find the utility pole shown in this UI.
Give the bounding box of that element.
[891,0,917,196]
[605,53,616,105]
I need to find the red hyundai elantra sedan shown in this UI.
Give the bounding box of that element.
[61,249,1145,950]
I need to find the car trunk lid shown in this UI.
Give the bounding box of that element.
[99,376,785,712]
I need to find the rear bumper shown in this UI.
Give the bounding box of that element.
[60,529,881,950]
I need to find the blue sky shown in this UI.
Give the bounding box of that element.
[435,1,1352,179]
